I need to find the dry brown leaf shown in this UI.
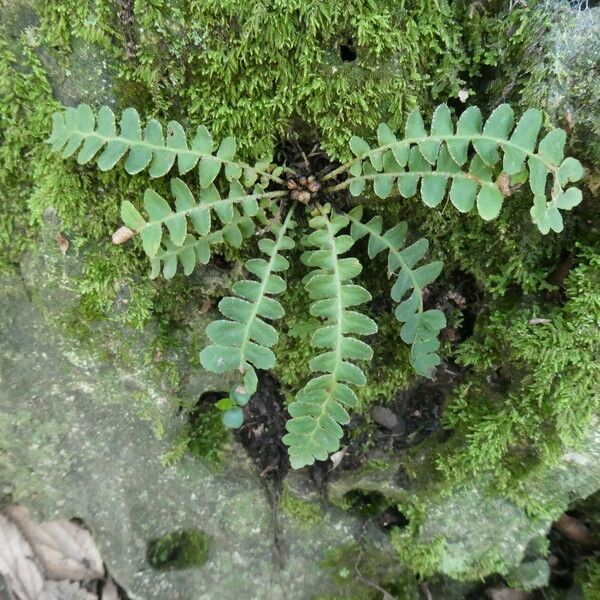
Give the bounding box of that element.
[55,233,69,255]
[329,446,348,471]
[101,578,120,600]
[199,299,212,314]
[0,514,45,600]
[111,226,135,245]
[497,172,511,197]
[529,318,551,325]
[486,588,530,600]
[4,506,104,581]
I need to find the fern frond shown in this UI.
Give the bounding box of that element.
[119,177,286,258]
[327,104,584,234]
[283,207,376,469]
[346,206,445,377]
[199,206,296,394]
[47,104,285,186]
[149,218,255,280]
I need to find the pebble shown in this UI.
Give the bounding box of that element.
[371,405,398,430]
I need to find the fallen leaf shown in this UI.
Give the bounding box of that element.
[0,514,45,600]
[529,318,551,325]
[43,580,97,600]
[497,172,511,197]
[101,578,120,600]
[55,233,69,255]
[199,299,212,314]
[4,506,104,581]
[329,446,348,471]
[565,110,574,132]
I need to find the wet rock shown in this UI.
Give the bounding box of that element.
[543,7,600,166]
[283,469,320,504]
[392,424,600,580]
[506,558,550,592]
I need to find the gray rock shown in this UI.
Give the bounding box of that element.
[0,273,369,599]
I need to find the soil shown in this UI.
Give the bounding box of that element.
[234,372,291,567]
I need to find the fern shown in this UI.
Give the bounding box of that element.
[119,176,284,259]
[325,104,584,234]
[199,207,296,394]
[47,102,585,468]
[283,206,376,468]
[47,104,284,186]
[346,205,445,377]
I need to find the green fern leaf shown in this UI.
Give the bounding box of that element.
[199,207,296,394]
[148,212,258,279]
[346,206,445,378]
[119,178,285,258]
[46,104,283,186]
[332,104,584,233]
[283,207,376,469]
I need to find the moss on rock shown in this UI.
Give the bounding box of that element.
[146,528,212,570]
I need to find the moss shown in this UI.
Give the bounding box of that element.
[28,0,469,158]
[146,527,211,570]
[2,6,600,585]
[577,559,600,600]
[462,1,600,168]
[436,247,600,494]
[389,529,447,579]
[281,485,324,528]
[319,543,420,600]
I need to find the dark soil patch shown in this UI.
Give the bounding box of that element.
[234,371,290,480]
[234,372,290,567]
[369,376,456,454]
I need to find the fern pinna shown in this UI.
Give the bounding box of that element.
[47,102,584,467]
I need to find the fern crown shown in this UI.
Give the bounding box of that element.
[48,102,584,468]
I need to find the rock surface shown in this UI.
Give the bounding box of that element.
[0,268,368,599]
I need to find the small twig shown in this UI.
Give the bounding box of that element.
[352,523,397,600]
[260,463,278,478]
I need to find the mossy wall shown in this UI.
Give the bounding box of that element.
[1,0,600,587]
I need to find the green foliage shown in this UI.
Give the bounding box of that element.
[200,208,295,394]
[0,35,60,270]
[162,404,228,467]
[347,205,444,375]
[331,103,583,234]
[37,0,467,158]
[47,103,284,186]
[283,208,376,468]
[146,528,211,570]
[121,178,264,275]
[47,100,584,468]
[319,543,420,600]
[280,486,324,528]
[438,247,600,483]
[578,558,600,600]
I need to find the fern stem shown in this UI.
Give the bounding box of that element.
[320,206,344,382]
[321,134,558,183]
[139,189,288,233]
